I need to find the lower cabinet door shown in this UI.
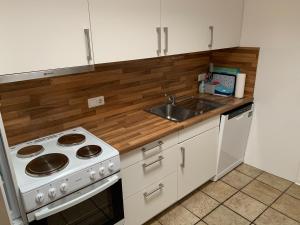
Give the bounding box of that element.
[124,172,177,225]
[178,127,219,199]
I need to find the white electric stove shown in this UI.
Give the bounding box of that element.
[9,127,124,225]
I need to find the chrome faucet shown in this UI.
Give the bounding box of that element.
[165,94,176,105]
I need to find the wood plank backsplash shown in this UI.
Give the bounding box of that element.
[0,47,259,146]
[211,47,260,98]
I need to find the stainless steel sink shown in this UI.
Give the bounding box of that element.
[146,104,200,122]
[146,97,224,122]
[178,98,224,114]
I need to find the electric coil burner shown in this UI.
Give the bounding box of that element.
[76,145,102,159]
[25,153,69,177]
[17,145,44,158]
[57,133,86,146]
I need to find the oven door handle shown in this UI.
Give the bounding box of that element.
[34,174,120,221]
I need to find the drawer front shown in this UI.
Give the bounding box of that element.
[179,116,219,142]
[121,132,178,169]
[124,172,177,225]
[122,145,177,198]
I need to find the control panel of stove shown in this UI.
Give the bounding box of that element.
[22,156,120,212]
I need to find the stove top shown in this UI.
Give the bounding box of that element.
[10,127,120,194]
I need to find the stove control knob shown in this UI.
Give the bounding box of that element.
[99,167,105,176]
[108,162,114,171]
[35,193,44,204]
[48,188,56,199]
[60,183,68,193]
[90,171,96,180]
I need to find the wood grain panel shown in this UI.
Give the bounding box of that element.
[210,47,260,98]
[0,48,259,146]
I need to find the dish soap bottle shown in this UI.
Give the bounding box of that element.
[199,80,205,93]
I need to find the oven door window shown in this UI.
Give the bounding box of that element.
[30,179,124,225]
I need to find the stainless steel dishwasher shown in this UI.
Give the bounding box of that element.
[214,102,254,181]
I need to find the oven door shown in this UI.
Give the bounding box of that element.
[28,172,124,225]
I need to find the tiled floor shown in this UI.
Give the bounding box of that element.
[145,163,300,225]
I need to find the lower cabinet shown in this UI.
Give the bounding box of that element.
[178,127,219,199]
[124,172,177,225]
[121,116,219,225]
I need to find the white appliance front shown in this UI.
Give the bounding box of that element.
[215,103,254,180]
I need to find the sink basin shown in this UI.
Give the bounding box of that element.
[178,98,224,114]
[146,104,200,122]
[146,97,224,122]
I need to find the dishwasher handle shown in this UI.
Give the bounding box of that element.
[225,102,253,120]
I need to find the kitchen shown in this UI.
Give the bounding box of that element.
[0,0,299,225]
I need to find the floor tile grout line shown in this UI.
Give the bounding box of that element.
[284,191,300,201]
[199,191,254,224]
[254,172,293,193]
[179,202,204,221]
[220,203,252,223]
[199,188,237,204]
[221,179,252,191]
[251,181,297,224]
[269,206,300,224]
[267,181,300,223]
[218,179,254,191]
[200,204,225,223]
[235,168,264,180]
[239,182,281,206]
[230,168,257,180]
[281,182,300,202]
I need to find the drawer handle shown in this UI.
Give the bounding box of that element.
[180,147,185,168]
[141,141,164,153]
[142,156,164,169]
[143,183,164,198]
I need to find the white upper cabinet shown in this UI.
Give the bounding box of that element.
[208,0,244,50]
[0,0,92,76]
[160,0,244,55]
[161,0,211,55]
[89,0,161,64]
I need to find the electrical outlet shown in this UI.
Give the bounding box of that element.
[88,96,105,108]
[198,73,206,81]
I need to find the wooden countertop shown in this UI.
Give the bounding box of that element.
[89,94,253,154]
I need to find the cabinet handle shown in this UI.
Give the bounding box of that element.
[163,27,168,55]
[208,26,214,49]
[180,147,185,168]
[156,27,162,56]
[141,141,163,153]
[84,29,92,63]
[144,183,164,198]
[143,156,164,169]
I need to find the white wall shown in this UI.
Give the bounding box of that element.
[241,0,300,182]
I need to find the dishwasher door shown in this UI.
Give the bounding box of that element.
[214,103,254,181]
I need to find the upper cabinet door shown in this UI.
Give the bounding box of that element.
[208,0,244,50]
[0,0,92,76]
[161,0,211,55]
[89,0,161,64]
